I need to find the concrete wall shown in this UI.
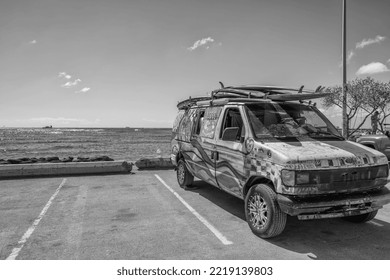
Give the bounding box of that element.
[0,161,132,179]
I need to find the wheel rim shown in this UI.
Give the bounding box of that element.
[177,162,185,184]
[247,193,268,229]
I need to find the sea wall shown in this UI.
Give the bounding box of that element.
[0,161,132,179]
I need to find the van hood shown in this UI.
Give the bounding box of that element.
[254,139,388,169]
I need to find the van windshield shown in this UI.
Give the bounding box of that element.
[245,102,343,139]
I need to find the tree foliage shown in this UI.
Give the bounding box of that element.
[323,77,390,137]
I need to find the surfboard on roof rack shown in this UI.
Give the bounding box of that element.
[176,96,210,110]
[177,83,334,109]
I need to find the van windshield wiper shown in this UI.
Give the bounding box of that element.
[308,131,344,140]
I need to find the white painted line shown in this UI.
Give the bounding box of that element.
[154,174,233,245]
[6,178,67,260]
[369,220,384,227]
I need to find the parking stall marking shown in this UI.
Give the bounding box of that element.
[154,174,233,245]
[6,178,67,260]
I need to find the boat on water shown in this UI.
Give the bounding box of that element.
[42,125,53,129]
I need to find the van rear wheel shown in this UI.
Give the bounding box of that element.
[177,159,194,188]
[245,184,286,238]
[343,210,378,223]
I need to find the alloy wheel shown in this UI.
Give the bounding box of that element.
[247,194,268,229]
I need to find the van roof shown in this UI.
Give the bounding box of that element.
[177,84,333,110]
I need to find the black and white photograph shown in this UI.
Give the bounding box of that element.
[1,0,390,278]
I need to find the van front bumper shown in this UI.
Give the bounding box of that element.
[277,186,390,220]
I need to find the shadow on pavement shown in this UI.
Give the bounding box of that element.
[188,180,390,260]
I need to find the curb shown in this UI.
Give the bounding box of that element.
[135,157,175,170]
[0,160,132,179]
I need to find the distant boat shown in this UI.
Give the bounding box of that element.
[42,125,53,129]
[134,128,139,131]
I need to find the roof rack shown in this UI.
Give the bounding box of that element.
[177,83,333,109]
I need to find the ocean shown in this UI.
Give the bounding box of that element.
[0,128,172,162]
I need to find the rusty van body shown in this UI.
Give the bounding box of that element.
[171,85,390,238]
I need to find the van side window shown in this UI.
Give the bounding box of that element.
[178,108,197,142]
[193,109,205,136]
[220,108,245,141]
[199,107,222,139]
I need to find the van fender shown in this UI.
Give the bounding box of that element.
[243,175,275,197]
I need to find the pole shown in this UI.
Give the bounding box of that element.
[342,0,348,138]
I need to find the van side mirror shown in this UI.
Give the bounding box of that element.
[222,127,239,141]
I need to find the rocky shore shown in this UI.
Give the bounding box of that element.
[0,156,115,165]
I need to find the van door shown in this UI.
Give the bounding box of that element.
[187,106,222,187]
[214,106,249,197]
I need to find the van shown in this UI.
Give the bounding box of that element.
[171,85,390,238]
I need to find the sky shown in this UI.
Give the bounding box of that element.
[0,0,389,128]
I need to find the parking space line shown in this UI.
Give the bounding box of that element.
[154,174,233,245]
[6,178,67,260]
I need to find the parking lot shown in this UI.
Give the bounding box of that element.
[1,170,390,260]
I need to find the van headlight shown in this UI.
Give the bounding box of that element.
[281,170,295,187]
[377,165,389,178]
[296,172,310,184]
[281,170,311,186]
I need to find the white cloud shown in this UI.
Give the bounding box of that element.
[347,50,354,63]
[356,62,390,76]
[187,37,215,51]
[58,72,90,92]
[61,79,81,88]
[338,50,355,68]
[75,87,91,93]
[58,72,72,79]
[28,39,37,44]
[356,35,386,49]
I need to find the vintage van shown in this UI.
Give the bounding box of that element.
[171,85,390,238]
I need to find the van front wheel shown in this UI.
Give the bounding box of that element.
[245,184,287,238]
[177,159,194,188]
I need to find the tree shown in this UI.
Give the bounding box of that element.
[370,81,390,133]
[322,77,390,138]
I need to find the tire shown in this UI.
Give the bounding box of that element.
[245,184,287,238]
[343,210,378,223]
[177,159,194,188]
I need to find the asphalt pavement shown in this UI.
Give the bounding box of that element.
[1,170,390,260]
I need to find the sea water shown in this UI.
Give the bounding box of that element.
[0,128,171,162]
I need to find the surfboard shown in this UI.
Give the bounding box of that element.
[177,84,333,109]
[267,91,331,101]
[177,96,210,109]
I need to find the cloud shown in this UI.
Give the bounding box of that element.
[187,37,215,51]
[347,50,354,63]
[28,39,37,44]
[339,50,355,67]
[58,72,90,92]
[356,35,386,49]
[356,62,390,76]
[58,72,72,79]
[75,87,91,93]
[61,78,81,88]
